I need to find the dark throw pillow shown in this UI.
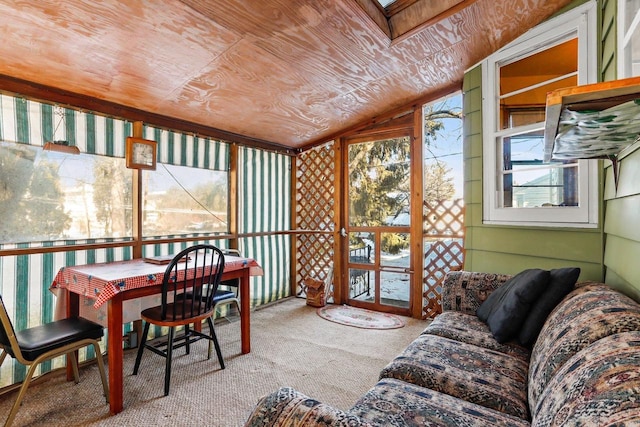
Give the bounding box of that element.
[476,269,550,343]
[517,267,581,347]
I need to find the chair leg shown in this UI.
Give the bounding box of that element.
[206,317,225,370]
[184,323,190,355]
[68,351,81,383]
[133,321,151,375]
[164,327,175,396]
[0,349,7,367]
[92,342,110,403]
[5,360,40,427]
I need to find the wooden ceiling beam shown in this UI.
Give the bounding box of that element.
[0,74,296,156]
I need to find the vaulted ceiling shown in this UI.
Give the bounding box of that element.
[0,0,572,152]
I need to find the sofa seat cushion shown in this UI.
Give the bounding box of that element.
[532,332,640,427]
[528,284,640,410]
[379,334,530,419]
[424,311,530,361]
[244,387,372,427]
[349,378,530,427]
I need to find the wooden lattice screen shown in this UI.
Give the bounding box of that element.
[423,199,465,319]
[295,143,335,300]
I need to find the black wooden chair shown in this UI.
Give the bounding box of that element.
[132,244,225,396]
[0,295,109,427]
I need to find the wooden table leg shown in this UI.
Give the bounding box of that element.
[240,268,250,354]
[107,297,124,414]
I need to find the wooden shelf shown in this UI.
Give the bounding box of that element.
[543,76,640,163]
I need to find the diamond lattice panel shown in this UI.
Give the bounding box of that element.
[296,143,335,299]
[422,199,465,319]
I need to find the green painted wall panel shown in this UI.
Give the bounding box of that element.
[603,163,616,200]
[468,133,484,158]
[600,0,617,81]
[464,204,483,229]
[466,226,602,263]
[604,234,640,292]
[605,268,640,302]
[459,249,601,280]
[611,147,640,197]
[468,157,483,182]
[604,195,640,242]
[462,65,482,91]
[469,180,483,205]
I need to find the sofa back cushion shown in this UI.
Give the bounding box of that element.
[528,283,640,411]
[441,271,512,316]
[517,267,580,347]
[477,269,550,343]
[531,331,640,426]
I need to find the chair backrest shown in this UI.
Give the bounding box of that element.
[0,295,20,358]
[161,244,225,321]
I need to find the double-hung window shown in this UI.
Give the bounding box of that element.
[482,2,598,227]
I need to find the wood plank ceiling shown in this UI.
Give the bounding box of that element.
[0,0,572,152]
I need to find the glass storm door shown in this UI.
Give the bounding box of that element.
[344,134,412,316]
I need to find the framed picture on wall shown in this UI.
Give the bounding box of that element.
[126,137,157,170]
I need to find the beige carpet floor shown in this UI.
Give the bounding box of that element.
[0,298,428,427]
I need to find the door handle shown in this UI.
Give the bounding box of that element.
[340,228,347,237]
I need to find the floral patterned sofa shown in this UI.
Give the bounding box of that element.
[243,271,640,426]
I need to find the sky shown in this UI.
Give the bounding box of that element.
[423,92,463,198]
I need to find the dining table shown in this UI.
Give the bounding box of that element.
[51,254,262,414]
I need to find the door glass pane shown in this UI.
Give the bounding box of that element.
[349,268,374,301]
[380,232,410,308]
[380,270,410,308]
[380,232,409,268]
[348,136,411,227]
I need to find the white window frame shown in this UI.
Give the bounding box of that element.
[482,1,599,228]
[618,0,640,78]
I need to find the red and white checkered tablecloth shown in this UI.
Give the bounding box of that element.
[51,256,263,309]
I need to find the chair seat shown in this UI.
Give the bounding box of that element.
[179,288,238,304]
[141,300,215,325]
[14,317,104,361]
[213,289,237,304]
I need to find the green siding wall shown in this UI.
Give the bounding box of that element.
[599,0,640,301]
[600,0,617,82]
[462,64,604,280]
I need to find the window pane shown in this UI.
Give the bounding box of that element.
[501,130,578,208]
[143,163,228,237]
[0,141,131,244]
[499,39,577,130]
[623,0,640,33]
[621,4,640,77]
[505,165,578,208]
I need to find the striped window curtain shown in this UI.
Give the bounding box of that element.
[0,94,131,156]
[0,95,134,388]
[0,95,233,388]
[142,125,228,171]
[238,147,292,307]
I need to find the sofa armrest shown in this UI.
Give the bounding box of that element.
[441,271,512,315]
[244,387,372,427]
